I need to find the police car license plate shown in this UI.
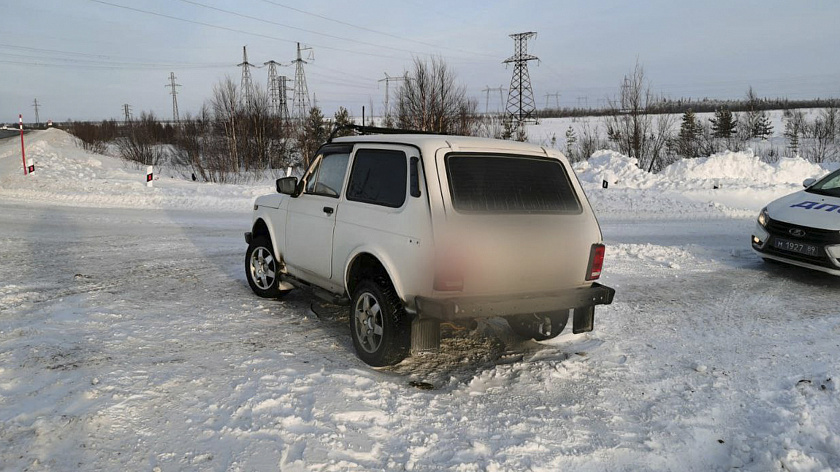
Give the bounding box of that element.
[773,238,819,257]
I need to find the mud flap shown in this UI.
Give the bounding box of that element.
[572,306,595,334]
[411,317,440,355]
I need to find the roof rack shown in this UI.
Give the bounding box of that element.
[326,124,442,143]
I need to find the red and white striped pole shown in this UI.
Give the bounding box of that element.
[19,114,27,176]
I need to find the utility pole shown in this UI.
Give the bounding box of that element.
[32,99,41,125]
[378,72,406,118]
[292,42,313,119]
[265,60,284,116]
[238,46,254,106]
[123,103,132,124]
[165,72,181,123]
[504,32,539,126]
[544,92,561,109]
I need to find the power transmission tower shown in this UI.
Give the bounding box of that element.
[481,85,506,114]
[265,60,284,116]
[544,92,561,109]
[123,103,132,124]
[166,72,181,122]
[378,72,406,118]
[238,46,254,106]
[503,32,539,125]
[292,42,313,118]
[278,75,290,121]
[576,96,589,108]
[32,99,41,125]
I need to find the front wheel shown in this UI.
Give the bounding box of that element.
[350,280,410,366]
[506,311,569,341]
[245,236,289,298]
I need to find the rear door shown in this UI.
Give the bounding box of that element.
[434,151,601,294]
[285,149,351,280]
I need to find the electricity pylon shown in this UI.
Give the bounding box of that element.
[165,72,181,122]
[238,46,254,106]
[504,32,539,125]
[292,42,313,119]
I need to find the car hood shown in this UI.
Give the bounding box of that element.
[767,190,840,230]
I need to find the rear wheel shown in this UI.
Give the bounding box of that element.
[350,280,410,366]
[245,236,289,298]
[506,311,569,341]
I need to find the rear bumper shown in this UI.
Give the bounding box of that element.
[415,282,615,321]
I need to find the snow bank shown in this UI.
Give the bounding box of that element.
[661,149,828,186]
[0,129,272,212]
[574,150,662,189]
[573,148,835,216]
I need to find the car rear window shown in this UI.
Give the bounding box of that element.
[445,154,581,213]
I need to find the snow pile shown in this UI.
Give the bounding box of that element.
[0,129,272,211]
[662,149,828,186]
[574,150,662,189]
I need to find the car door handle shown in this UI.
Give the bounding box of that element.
[323,206,334,215]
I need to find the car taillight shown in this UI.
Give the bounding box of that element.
[586,244,605,281]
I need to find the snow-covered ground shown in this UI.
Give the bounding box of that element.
[2,130,839,470]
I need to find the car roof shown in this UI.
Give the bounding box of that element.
[331,133,554,156]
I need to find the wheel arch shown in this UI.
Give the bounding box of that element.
[344,249,406,304]
[251,216,280,259]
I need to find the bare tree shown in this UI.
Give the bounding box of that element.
[604,62,668,170]
[211,77,241,173]
[396,57,477,135]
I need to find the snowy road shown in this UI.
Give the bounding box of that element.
[2,199,838,471]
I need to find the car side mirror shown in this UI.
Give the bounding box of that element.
[803,178,816,188]
[276,176,298,195]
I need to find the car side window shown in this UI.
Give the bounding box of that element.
[304,152,350,198]
[346,149,408,208]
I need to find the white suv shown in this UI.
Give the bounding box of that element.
[245,126,615,366]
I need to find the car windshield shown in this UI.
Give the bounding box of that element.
[806,169,840,197]
[445,154,581,214]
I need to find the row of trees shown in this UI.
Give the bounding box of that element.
[68,57,839,180]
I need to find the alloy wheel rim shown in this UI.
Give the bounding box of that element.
[354,292,384,353]
[249,247,276,290]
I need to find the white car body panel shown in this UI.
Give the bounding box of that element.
[764,190,840,231]
[249,134,611,315]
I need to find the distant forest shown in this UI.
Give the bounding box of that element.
[537,97,839,119]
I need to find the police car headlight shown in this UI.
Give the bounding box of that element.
[758,208,769,227]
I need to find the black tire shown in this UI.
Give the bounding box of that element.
[245,235,289,299]
[506,311,569,341]
[349,279,410,366]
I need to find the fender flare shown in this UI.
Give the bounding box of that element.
[343,246,406,302]
[251,211,282,259]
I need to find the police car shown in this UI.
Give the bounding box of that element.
[752,168,840,275]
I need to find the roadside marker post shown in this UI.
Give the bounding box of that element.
[19,114,27,175]
[146,166,154,188]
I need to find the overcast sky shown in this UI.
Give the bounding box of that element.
[3,0,839,123]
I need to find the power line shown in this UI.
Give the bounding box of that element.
[176,0,450,58]
[0,51,228,70]
[257,0,497,59]
[84,0,409,61]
